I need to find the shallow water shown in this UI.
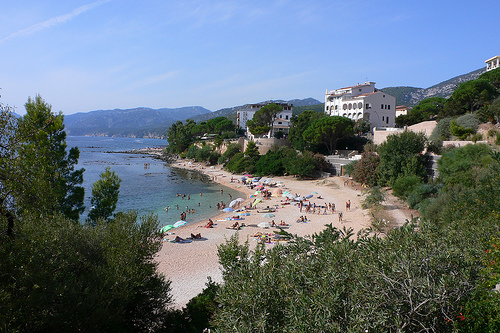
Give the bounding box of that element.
[67,136,243,227]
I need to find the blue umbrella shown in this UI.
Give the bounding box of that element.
[173,220,187,228]
[223,207,234,212]
[305,194,313,199]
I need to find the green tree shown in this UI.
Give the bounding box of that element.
[87,166,121,224]
[377,130,427,186]
[303,116,354,155]
[167,119,196,153]
[246,103,283,135]
[288,110,326,151]
[0,211,173,332]
[353,118,371,134]
[352,144,380,186]
[396,97,447,126]
[14,95,85,220]
[442,79,498,117]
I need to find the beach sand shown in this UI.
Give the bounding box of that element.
[155,161,416,309]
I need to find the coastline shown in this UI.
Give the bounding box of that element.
[153,157,417,309]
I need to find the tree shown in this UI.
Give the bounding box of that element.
[0,211,174,332]
[0,100,18,236]
[246,103,283,136]
[352,144,380,186]
[167,119,196,153]
[87,166,121,224]
[353,118,371,134]
[396,97,447,126]
[377,130,427,186]
[442,79,498,117]
[13,95,85,220]
[302,116,354,155]
[288,110,326,151]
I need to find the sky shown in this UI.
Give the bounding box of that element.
[0,0,498,115]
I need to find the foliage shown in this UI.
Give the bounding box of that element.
[361,186,385,209]
[246,103,283,135]
[87,166,121,225]
[288,110,325,151]
[214,220,479,332]
[343,160,357,176]
[396,97,446,126]
[437,143,493,190]
[392,174,422,199]
[303,116,354,155]
[377,130,428,186]
[217,143,241,165]
[13,95,85,221]
[254,146,286,176]
[442,79,498,117]
[167,119,196,154]
[353,118,371,134]
[0,211,173,332]
[406,183,440,210]
[284,150,327,179]
[479,95,500,124]
[478,67,500,90]
[430,117,453,141]
[352,144,380,186]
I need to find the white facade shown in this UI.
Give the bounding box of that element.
[324,81,396,130]
[396,105,409,118]
[485,55,500,72]
[236,102,293,138]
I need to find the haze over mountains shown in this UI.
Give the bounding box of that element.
[64,68,485,138]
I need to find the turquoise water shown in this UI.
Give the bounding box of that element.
[67,136,243,227]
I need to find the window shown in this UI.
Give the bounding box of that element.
[278,121,282,124]
[285,115,289,120]
[386,117,389,124]
[366,103,370,109]
[358,102,363,109]
[335,105,338,110]
[326,106,329,111]
[381,104,384,109]
[388,105,390,110]
[382,116,385,121]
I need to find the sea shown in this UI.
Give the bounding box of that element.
[67,136,243,228]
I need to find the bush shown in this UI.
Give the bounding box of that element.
[392,175,422,199]
[186,145,199,159]
[343,160,358,177]
[430,117,453,141]
[362,186,385,209]
[407,183,440,210]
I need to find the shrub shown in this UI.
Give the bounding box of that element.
[362,186,385,209]
[186,145,199,159]
[343,160,358,177]
[407,183,440,210]
[430,117,453,141]
[392,175,422,199]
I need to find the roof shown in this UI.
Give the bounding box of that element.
[485,55,500,63]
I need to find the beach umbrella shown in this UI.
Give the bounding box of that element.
[263,213,275,218]
[236,212,250,216]
[252,198,262,207]
[223,207,234,212]
[236,198,245,202]
[173,220,187,228]
[276,181,284,184]
[258,222,271,228]
[294,196,305,201]
[255,185,264,189]
[312,191,318,194]
[254,191,261,195]
[305,194,313,199]
[161,225,174,233]
[229,199,239,207]
[240,176,246,180]
[245,174,252,177]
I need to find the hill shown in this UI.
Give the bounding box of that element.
[381,68,485,106]
[65,106,211,138]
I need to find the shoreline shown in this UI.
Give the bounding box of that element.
[153,157,417,309]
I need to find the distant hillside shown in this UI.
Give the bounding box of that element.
[65,106,211,138]
[381,68,485,106]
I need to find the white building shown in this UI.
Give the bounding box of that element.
[396,105,409,118]
[324,81,396,130]
[236,102,293,139]
[485,55,500,72]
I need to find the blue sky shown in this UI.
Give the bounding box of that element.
[0,0,498,115]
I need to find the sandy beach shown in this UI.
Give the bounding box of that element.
[155,160,416,309]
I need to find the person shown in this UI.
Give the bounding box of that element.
[271,220,276,227]
[201,219,214,228]
[190,233,202,239]
[338,211,343,222]
[174,236,185,242]
[228,221,240,230]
